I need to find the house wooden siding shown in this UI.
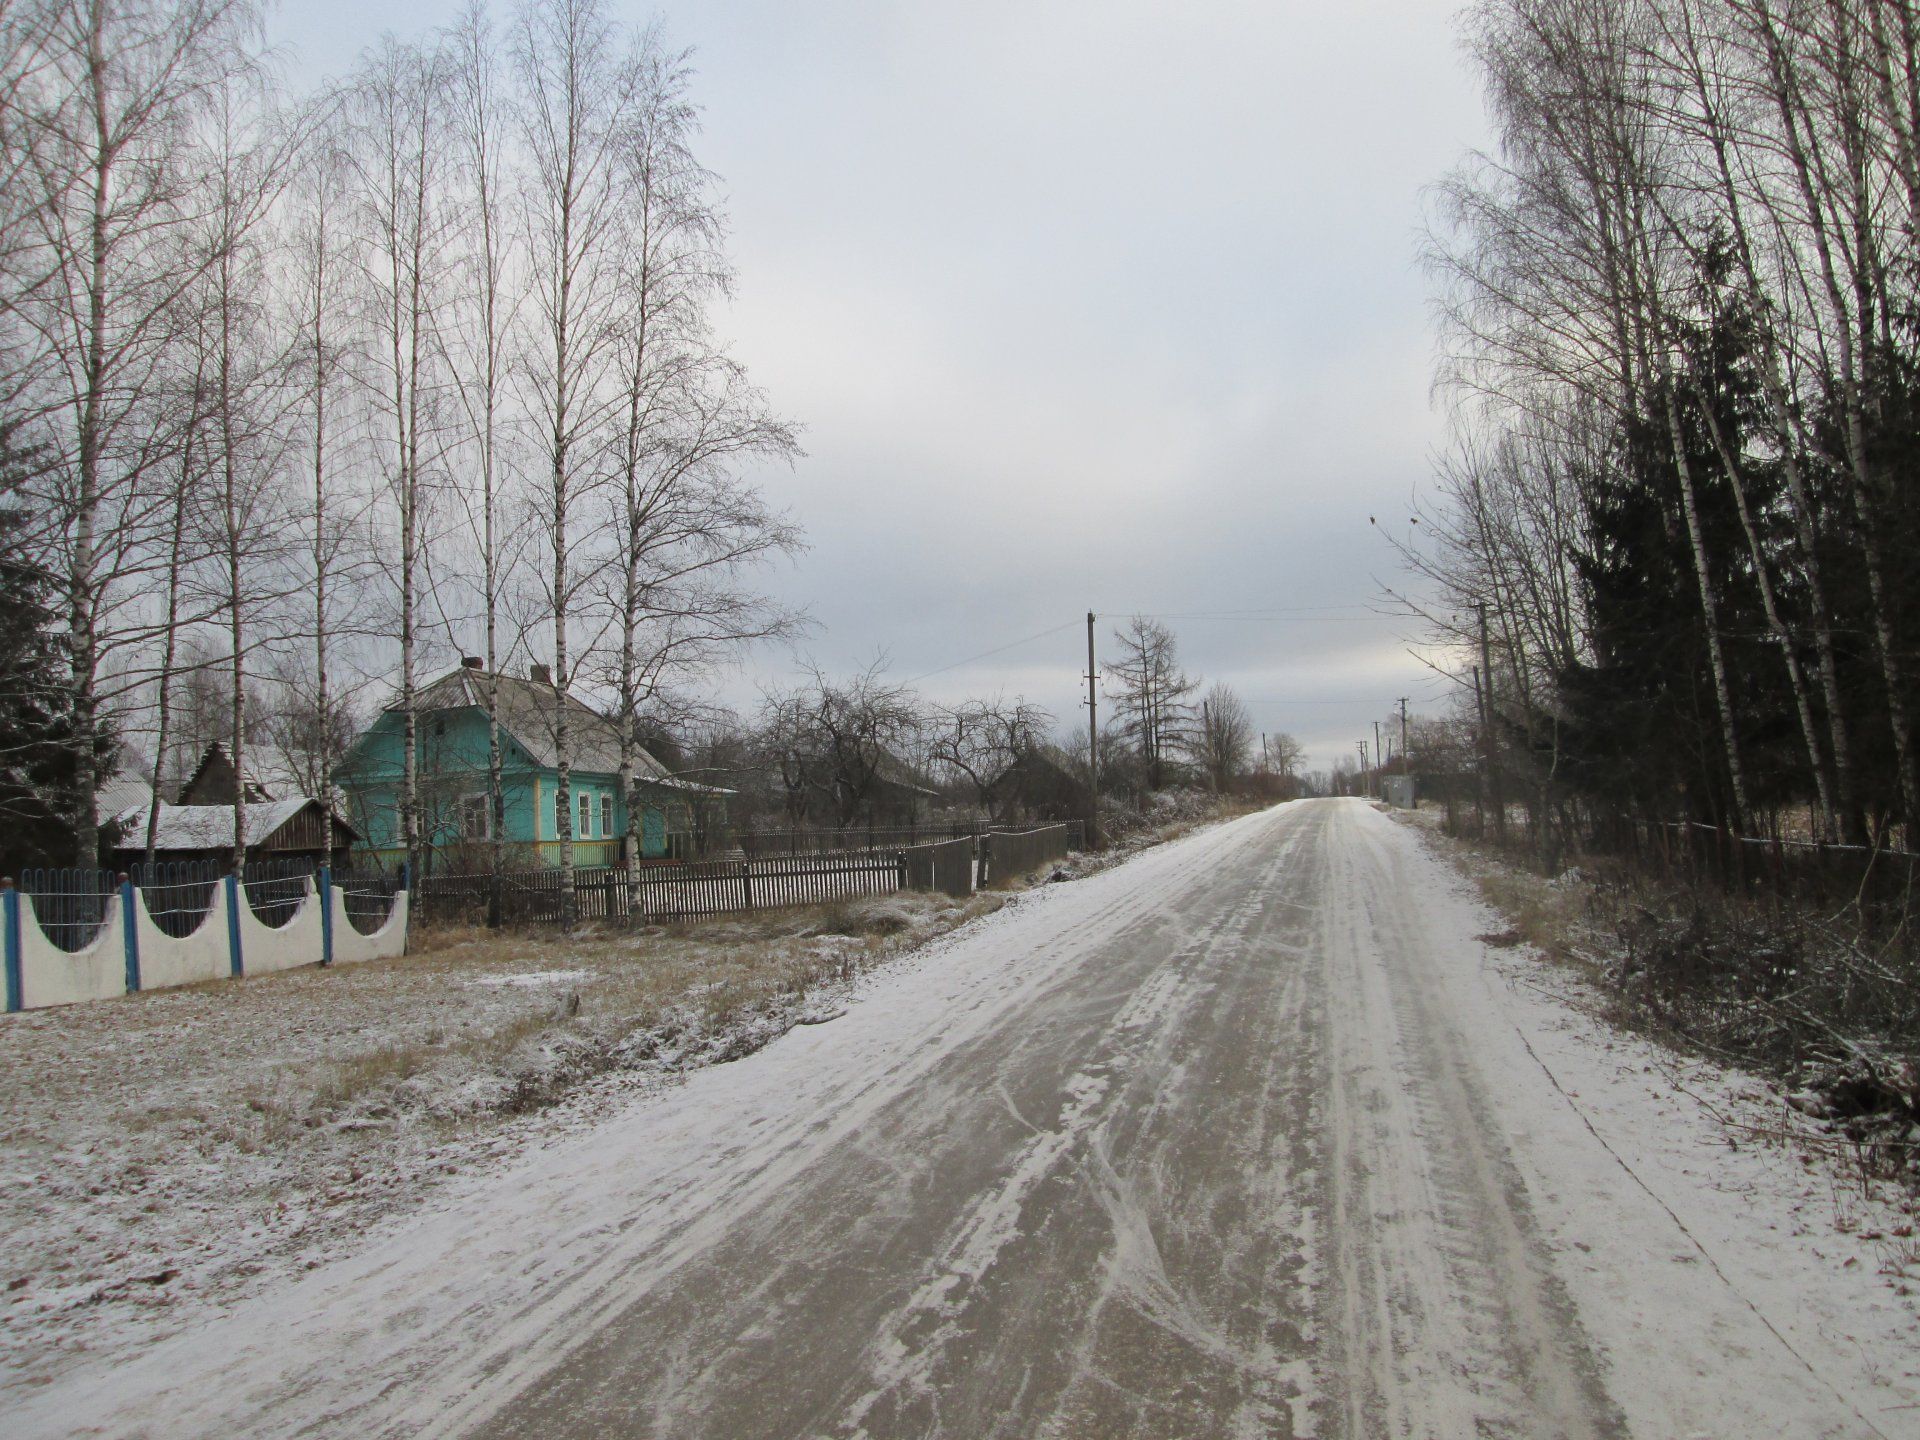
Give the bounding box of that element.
[335,675,693,867]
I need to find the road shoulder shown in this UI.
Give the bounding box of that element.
[1392,808,1920,1436]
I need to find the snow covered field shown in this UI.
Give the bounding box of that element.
[7,799,1919,1437]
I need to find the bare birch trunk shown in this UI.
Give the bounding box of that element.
[1759,8,1920,837]
[1690,371,1836,836]
[1661,380,1751,833]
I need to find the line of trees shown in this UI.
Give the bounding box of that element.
[1397,0,1920,857]
[0,0,800,906]
[670,621,1301,839]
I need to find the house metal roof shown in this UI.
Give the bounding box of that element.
[400,667,728,793]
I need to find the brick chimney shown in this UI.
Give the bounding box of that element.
[461,656,483,670]
[530,662,552,685]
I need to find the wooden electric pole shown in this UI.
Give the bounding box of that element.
[1478,600,1505,842]
[1399,696,1413,808]
[1086,611,1100,847]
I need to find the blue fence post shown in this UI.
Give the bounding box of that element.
[225,874,244,978]
[119,872,141,994]
[2,879,20,1013]
[319,865,334,967]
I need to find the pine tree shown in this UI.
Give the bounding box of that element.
[0,456,104,871]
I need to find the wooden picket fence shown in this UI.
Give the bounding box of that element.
[413,823,1083,929]
[415,846,906,927]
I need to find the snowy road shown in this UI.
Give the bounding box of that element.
[17,800,1916,1438]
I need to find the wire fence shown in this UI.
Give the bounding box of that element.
[333,866,402,935]
[16,868,117,954]
[126,861,222,939]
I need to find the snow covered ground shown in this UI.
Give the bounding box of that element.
[0,890,1000,1390]
[7,799,1918,1437]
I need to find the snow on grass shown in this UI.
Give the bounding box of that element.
[0,890,1001,1392]
[1398,806,1920,1432]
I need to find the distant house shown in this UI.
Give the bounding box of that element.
[334,661,723,869]
[110,741,358,871]
[771,744,946,832]
[988,745,1091,824]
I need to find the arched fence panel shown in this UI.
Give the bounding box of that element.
[333,868,401,936]
[243,859,317,930]
[19,869,117,954]
[2,863,410,1012]
[127,861,222,940]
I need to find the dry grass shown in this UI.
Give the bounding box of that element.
[1398,807,1920,1199]
[1401,809,1607,985]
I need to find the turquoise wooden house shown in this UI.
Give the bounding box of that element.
[336,661,717,870]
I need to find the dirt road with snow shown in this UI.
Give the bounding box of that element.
[16,800,1918,1438]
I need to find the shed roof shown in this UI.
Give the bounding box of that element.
[114,799,312,851]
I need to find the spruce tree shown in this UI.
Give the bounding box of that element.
[0,445,100,871]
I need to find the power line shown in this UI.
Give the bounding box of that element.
[903,619,1082,685]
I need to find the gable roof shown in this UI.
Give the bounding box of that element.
[988,743,1088,789]
[403,667,724,792]
[178,741,276,805]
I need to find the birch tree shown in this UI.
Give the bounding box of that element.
[345,35,451,882]
[513,0,637,924]
[4,0,262,863]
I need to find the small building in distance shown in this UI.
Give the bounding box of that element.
[334,660,723,870]
[110,742,358,872]
[988,744,1092,825]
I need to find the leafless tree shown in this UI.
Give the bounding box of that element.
[592,32,801,891]
[512,0,640,923]
[758,663,925,831]
[925,696,1051,817]
[1103,616,1198,791]
[4,0,264,862]
[343,33,453,881]
[446,0,520,915]
[1197,682,1252,792]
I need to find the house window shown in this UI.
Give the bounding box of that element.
[460,794,490,841]
[579,791,593,839]
[600,795,614,838]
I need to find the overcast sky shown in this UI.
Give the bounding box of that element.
[276,0,1491,773]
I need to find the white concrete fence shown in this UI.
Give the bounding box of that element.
[1,873,409,1013]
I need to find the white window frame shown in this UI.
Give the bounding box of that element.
[578,791,593,839]
[460,793,490,841]
[600,794,614,838]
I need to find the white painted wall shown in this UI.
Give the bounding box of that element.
[329,886,409,967]
[131,883,230,992]
[20,893,124,1009]
[13,878,408,1012]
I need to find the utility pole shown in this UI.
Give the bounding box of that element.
[1203,698,1216,793]
[1399,697,1413,809]
[1358,740,1369,797]
[1478,600,1505,843]
[1086,611,1100,848]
